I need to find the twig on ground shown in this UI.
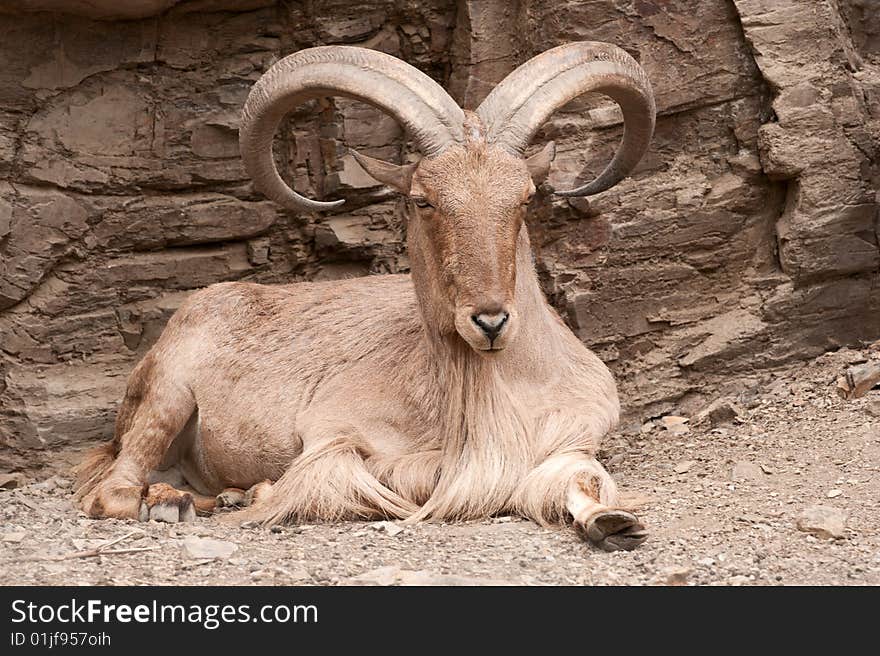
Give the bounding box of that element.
[179,558,215,571]
[90,547,159,557]
[16,529,150,562]
[12,494,40,511]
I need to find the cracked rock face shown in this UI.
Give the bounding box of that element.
[1,0,878,470]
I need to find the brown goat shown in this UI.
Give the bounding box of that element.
[74,43,656,551]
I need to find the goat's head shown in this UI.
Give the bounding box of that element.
[239,44,655,353]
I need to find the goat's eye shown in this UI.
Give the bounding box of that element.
[412,197,434,209]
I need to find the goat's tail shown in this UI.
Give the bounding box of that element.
[72,441,116,502]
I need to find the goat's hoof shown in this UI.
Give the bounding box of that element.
[216,488,247,508]
[244,480,274,506]
[138,483,196,523]
[579,509,647,552]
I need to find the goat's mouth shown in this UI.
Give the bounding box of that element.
[459,334,513,355]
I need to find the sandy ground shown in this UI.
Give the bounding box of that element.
[1,347,878,586]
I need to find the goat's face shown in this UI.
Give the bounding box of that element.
[353,140,555,353]
[411,146,532,352]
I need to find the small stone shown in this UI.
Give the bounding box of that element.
[737,513,764,524]
[865,399,880,418]
[618,492,655,509]
[490,516,516,524]
[836,362,880,399]
[349,565,399,586]
[760,464,775,475]
[0,473,27,489]
[674,460,697,474]
[731,461,763,482]
[30,478,58,492]
[640,421,655,434]
[693,398,744,427]
[619,421,642,436]
[826,489,843,499]
[2,531,26,543]
[349,566,512,586]
[368,521,404,537]
[283,569,312,582]
[727,575,751,586]
[659,416,688,429]
[796,505,848,539]
[246,238,271,266]
[182,536,238,559]
[662,566,691,586]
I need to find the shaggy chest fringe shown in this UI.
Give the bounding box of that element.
[411,347,537,521]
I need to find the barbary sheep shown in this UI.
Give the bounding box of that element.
[74,42,655,551]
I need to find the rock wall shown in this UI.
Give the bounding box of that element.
[1,0,878,470]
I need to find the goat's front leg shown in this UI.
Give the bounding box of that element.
[516,454,647,552]
[566,463,647,551]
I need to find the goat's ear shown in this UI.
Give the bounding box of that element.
[525,141,556,185]
[350,149,419,195]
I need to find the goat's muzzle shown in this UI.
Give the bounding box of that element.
[472,311,509,342]
[455,303,517,353]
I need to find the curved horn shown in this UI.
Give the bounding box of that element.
[476,42,655,197]
[240,46,466,212]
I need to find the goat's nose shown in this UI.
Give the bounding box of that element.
[471,311,510,341]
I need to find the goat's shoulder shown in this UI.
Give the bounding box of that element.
[152,275,421,384]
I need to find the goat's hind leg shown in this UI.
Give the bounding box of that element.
[75,356,198,522]
[216,480,274,509]
[230,419,418,525]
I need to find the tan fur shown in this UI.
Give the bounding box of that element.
[74,115,645,549]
